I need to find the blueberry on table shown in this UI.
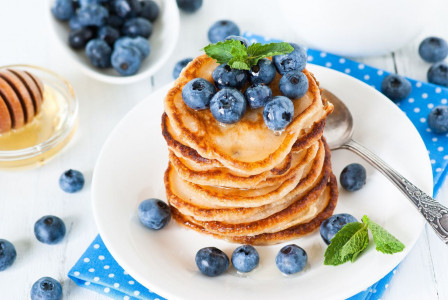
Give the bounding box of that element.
[0,239,16,271]
[231,245,259,273]
[51,0,75,21]
[419,37,448,63]
[275,244,307,275]
[428,105,448,134]
[173,58,193,79]
[263,96,294,131]
[428,62,448,87]
[31,277,62,300]
[182,78,216,110]
[380,74,412,102]
[138,199,171,230]
[112,0,142,18]
[225,35,250,48]
[176,0,202,13]
[111,46,142,76]
[140,0,160,22]
[98,26,120,46]
[196,247,229,277]
[77,4,109,27]
[208,20,240,43]
[249,58,276,85]
[212,64,248,89]
[245,84,272,109]
[68,27,96,49]
[59,169,85,193]
[340,163,366,192]
[273,43,307,75]
[34,216,66,245]
[320,213,358,245]
[210,88,247,124]
[122,17,153,38]
[279,71,309,99]
[115,37,150,60]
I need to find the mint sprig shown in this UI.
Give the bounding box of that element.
[324,215,405,266]
[203,40,294,70]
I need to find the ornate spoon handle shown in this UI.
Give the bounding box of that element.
[340,139,448,244]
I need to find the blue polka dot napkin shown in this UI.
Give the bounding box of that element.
[69,34,448,300]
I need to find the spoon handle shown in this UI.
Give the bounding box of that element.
[341,139,448,244]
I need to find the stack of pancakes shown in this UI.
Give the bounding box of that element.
[162,54,338,245]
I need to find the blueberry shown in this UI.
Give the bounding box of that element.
[0,239,16,271]
[140,0,160,22]
[77,4,109,27]
[245,84,272,109]
[320,213,358,245]
[279,71,309,99]
[273,43,307,75]
[86,38,112,68]
[122,17,153,38]
[340,163,366,192]
[51,0,75,21]
[115,37,150,60]
[249,58,276,85]
[176,0,202,13]
[212,64,248,89]
[182,78,216,110]
[275,244,307,275]
[231,245,259,273]
[428,106,448,133]
[68,27,96,49]
[138,199,171,230]
[195,247,229,277]
[263,96,294,131]
[173,58,193,79]
[107,15,124,29]
[428,62,448,87]
[419,37,448,63]
[111,46,142,75]
[98,26,120,46]
[210,88,246,124]
[69,15,83,30]
[79,0,104,7]
[380,74,412,102]
[34,216,66,245]
[112,0,142,18]
[59,169,85,193]
[225,35,250,48]
[208,20,240,43]
[31,277,62,300]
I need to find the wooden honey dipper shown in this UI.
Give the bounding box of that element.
[0,69,44,134]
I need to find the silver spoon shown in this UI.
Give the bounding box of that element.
[322,89,448,244]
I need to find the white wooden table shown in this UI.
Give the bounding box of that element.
[0,1,447,299]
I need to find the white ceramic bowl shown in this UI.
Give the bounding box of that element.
[279,0,434,57]
[48,0,179,84]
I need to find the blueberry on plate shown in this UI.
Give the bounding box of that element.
[275,244,307,275]
[279,71,309,99]
[380,74,412,102]
[173,58,193,79]
[212,64,248,89]
[273,43,307,75]
[77,4,109,27]
[51,0,75,21]
[210,88,247,124]
[419,37,448,63]
[428,62,448,87]
[112,0,142,18]
[182,78,216,110]
[59,169,85,193]
[196,247,229,277]
[249,58,276,85]
[115,36,150,60]
[140,0,160,22]
[428,105,448,133]
[31,277,62,300]
[68,27,96,49]
[208,20,240,43]
[111,46,142,75]
[176,0,202,13]
[34,216,66,245]
[0,239,16,271]
[320,213,358,245]
[138,199,171,230]
[245,84,272,109]
[225,35,250,48]
[122,17,153,38]
[98,26,120,46]
[263,96,294,131]
[231,245,259,273]
[340,163,366,192]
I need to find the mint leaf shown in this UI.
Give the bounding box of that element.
[203,40,246,64]
[246,42,294,66]
[324,222,369,266]
[362,215,405,254]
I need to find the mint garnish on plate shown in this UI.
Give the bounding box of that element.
[324,215,405,266]
[203,40,294,70]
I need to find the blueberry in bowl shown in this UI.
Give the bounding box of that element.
[111,46,142,76]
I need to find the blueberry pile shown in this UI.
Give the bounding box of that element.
[182,40,310,131]
[418,37,448,87]
[51,0,159,76]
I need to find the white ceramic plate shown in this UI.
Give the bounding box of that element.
[92,65,433,300]
[48,0,179,84]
